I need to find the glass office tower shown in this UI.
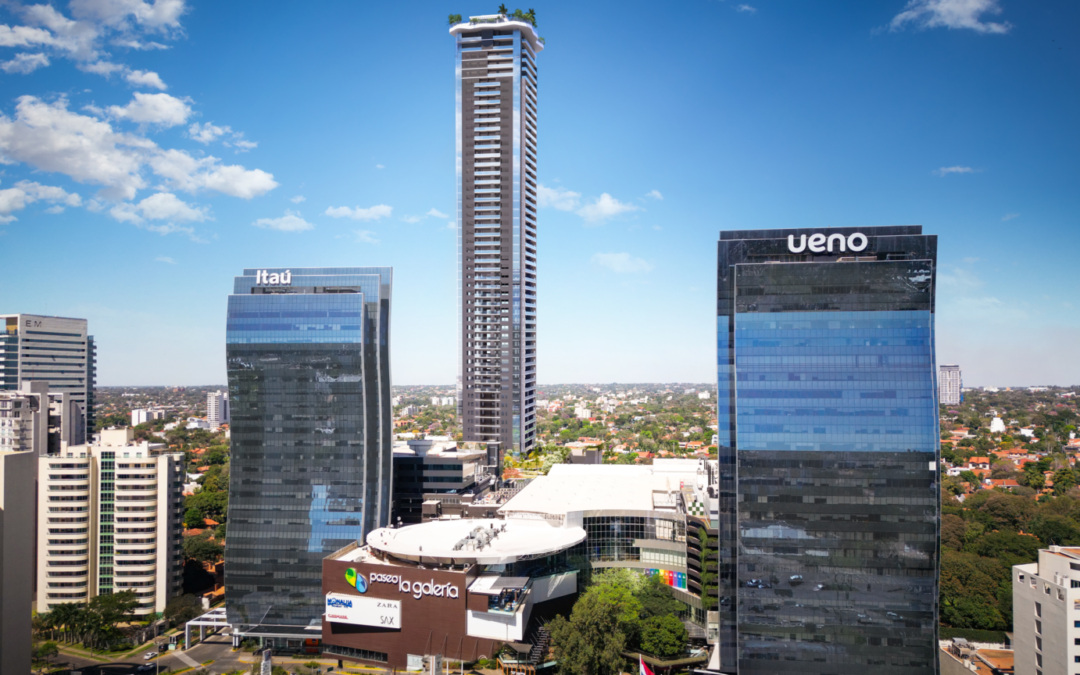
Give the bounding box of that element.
[224,267,392,640]
[450,13,541,459]
[716,227,939,675]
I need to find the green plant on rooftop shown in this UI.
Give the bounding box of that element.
[448,13,462,26]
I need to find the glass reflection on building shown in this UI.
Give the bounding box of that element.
[717,227,939,675]
[224,267,392,635]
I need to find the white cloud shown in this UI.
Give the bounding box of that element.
[325,204,393,221]
[140,222,199,240]
[79,60,125,75]
[736,4,757,12]
[43,205,66,214]
[125,69,166,90]
[591,252,654,274]
[0,25,59,49]
[427,208,449,218]
[446,221,457,230]
[148,149,278,198]
[109,192,208,224]
[577,193,641,224]
[400,215,421,223]
[351,229,379,244]
[0,180,82,222]
[253,210,313,232]
[1,52,50,74]
[114,39,169,50]
[229,138,257,152]
[188,122,229,144]
[536,183,581,210]
[0,96,153,200]
[1002,212,1019,221]
[652,225,662,231]
[68,0,187,32]
[891,0,1011,34]
[645,189,663,200]
[375,164,385,169]
[107,92,190,126]
[933,165,978,176]
[290,195,306,204]
[155,255,175,264]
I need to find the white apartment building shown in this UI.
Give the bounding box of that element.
[939,364,962,406]
[574,406,591,420]
[206,391,229,430]
[1,315,96,439]
[1,381,84,459]
[1013,546,1080,675]
[36,428,184,616]
[131,408,166,426]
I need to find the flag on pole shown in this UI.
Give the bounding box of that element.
[640,654,655,675]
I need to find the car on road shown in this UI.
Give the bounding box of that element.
[144,651,158,660]
[137,665,156,673]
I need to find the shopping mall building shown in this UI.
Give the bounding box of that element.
[321,459,720,669]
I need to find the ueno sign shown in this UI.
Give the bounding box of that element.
[255,270,292,285]
[787,233,868,254]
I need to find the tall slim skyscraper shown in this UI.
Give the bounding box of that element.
[938,364,962,405]
[716,227,940,674]
[451,13,542,459]
[224,267,392,641]
[0,314,96,439]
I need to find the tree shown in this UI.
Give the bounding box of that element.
[1029,514,1080,547]
[1054,468,1078,496]
[941,514,966,551]
[33,641,59,671]
[959,470,981,487]
[639,615,687,659]
[549,584,635,675]
[184,531,224,563]
[498,3,508,14]
[165,594,203,625]
[635,575,684,619]
[939,550,1009,631]
[184,506,206,529]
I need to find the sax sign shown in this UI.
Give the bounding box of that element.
[787,232,868,254]
[325,592,402,629]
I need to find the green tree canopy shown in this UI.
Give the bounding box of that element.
[639,615,688,659]
[549,582,639,675]
[184,531,224,562]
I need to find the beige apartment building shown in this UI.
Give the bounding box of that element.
[36,428,184,616]
[1013,546,1080,675]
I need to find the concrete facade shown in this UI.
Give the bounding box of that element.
[36,432,184,616]
[1013,547,1080,675]
[0,450,34,675]
[940,364,963,406]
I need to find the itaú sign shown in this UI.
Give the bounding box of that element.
[255,270,292,285]
[325,592,401,628]
[787,232,868,254]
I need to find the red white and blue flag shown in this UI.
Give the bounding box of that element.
[639,655,655,675]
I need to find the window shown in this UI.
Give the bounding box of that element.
[1036,602,1042,617]
[1036,637,1042,651]
[1036,619,1042,634]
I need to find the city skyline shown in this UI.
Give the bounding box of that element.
[0,1,1078,388]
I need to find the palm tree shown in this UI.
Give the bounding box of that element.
[498,4,508,15]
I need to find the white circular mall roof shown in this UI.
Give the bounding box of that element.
[366,518,584,565]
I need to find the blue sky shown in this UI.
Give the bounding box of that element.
[0,0,1077,387]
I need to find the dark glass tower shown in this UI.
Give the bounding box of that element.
[224,267,392,637]
[716,227,939,675]
[451,13,542,458]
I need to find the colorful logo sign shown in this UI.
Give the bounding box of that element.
[345,567,368,593]
[645,568,687,591]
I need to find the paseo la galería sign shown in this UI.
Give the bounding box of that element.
[254,269,292,285]
[347,568,460,599]
[787,232,868,254]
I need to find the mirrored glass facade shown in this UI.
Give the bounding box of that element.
[717,228,939,675]
[452,16,542,459]
[224,267,392,632]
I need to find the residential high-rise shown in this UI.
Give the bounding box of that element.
[206,390,230,430]
[938,364,962,406]
[224,267,392,643]
[35,428,184,616]
[1,315,96,440]
[0,449,34,675]
[451,13,542,461]
[716,226,940,674]
[1013,546,1080,675]
[1,381,84,457]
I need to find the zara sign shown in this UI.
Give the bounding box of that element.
[787,233,868,254]
[255,270,292,286]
